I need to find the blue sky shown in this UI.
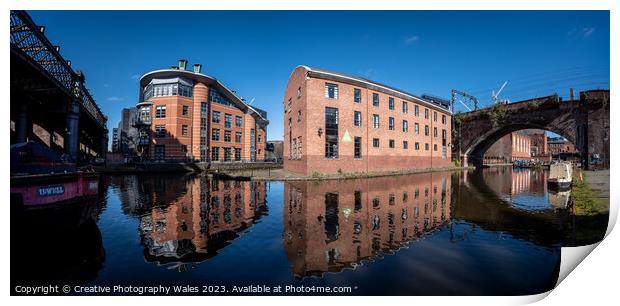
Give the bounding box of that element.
[28,10,609,142]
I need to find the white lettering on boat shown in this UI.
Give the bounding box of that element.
[37,185,65,197]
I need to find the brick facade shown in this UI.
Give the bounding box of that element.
[484,132,532,163]
[283,66,452,176]
[136,61,268,162]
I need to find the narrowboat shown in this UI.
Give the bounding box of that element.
[547,161,573,190]
[10,141,99,208]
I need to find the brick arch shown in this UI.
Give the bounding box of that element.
[453,93,609,168]
[464,123,579,167]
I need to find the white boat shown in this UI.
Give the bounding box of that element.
[547,162,573,190]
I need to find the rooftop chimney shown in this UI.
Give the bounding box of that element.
[178,59,188,70]
[193,64,202,73]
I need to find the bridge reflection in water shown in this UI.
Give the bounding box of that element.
[13,167,606,295]
[284,173,451,278]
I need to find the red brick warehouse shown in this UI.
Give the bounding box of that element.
[135,59,268,162]
[283,66,453,176]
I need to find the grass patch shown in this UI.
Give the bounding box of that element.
[571,170,608,216]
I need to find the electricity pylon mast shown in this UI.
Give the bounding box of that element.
[451,89,479,112]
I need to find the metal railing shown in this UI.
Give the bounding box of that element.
[10,10,107,128]
[133,114,152,126]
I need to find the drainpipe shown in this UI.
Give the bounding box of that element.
[366,88,369,174]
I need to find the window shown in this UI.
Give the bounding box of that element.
[425,125,429,136]
[223,147,232,161]
[235,132,242,143]
[434,111,438,122]
[258,134,262,143]
[373,138,380,148]
[235,115,243,127]
[154,145,165,160]
[297,137,302,158]
[224,130,231,142]
[434,127,438,138]
[297,110,302,122]
[442,114,446,124]
[442,129,447,140]
[415,142,420,150]
[354,111,362,127]
[144,82,193,100]
[389,117,394,130]
[434,144,438,151]
[155,105,166,118]
[181,125,188,136]
[155,125,166,138]
[424,108,429,119]
[402,101,408,113]
[297,87,302,98]
[209,88,234,107]
[212,147,219,161]
[403,120,408,132]
[212,111,221,123]
[182,105,190,116]
[354,88,362,103]
[373,114,380,129]
[403,141,409,149]
[373,93,379,107]
[235,148,242,161]
[354,137,362,159]
[325,83,339,99]
[414,105,419,117]
[212,128,220,141]
[425,143,430,151]
[389,139,395,148]
[355,191,362,211]
[224,113,232,128]
[415,123,420,134]
[389,97,395,110]
[325,107,339,159]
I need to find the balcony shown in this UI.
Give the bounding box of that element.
[137,137,150,146]
[133,115,152,126]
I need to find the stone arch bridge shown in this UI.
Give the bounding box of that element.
[453,90,609,169]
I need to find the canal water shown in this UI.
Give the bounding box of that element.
[11,167,607,295]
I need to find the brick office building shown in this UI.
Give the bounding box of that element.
[283,66,452,176]
[526,130,549,157]
[135,60,268,162]
[548,137,579,158]
[484,132,532,164]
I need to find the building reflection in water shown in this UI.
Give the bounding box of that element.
[482,167,546,196]
[283,172,451,278]
[114,175,267,267]
[481,167,569,210]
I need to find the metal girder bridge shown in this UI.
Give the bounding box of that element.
[10,10,107,129]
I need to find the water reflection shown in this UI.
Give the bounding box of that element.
[481,167,570,211]
[112,175,267,267]
[284,173,451,278]
[11,188,106,292]
[11,166,607,295]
